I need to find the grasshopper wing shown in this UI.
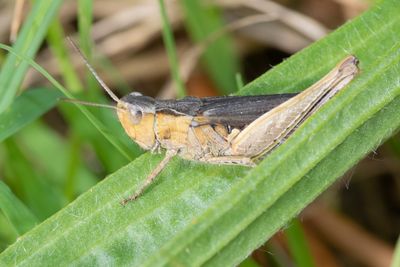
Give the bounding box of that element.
[192,94,296,128]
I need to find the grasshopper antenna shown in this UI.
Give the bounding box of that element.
[67,37,120,103]
[60,98,120,110]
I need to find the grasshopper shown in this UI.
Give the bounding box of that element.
[69,42,358,204]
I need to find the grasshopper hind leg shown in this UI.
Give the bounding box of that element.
[200,156,256,167]
[230,55,359,159]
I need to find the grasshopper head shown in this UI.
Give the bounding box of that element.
[117,93,157,150]
[67,39,157,151]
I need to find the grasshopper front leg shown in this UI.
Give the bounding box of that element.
[121,150,177,205]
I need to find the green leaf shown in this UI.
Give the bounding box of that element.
[47,20,83,92]
[1,0,400,266]
[0,213,18,252]
[285,219,315,267]
[77,0,93,58]
[0,181,39,235]
[77,0,99,93]
[392,236,400,267]
[239,258,261,267]
[2,138,66,220]
[0,0,63,113]
[16,122,98,196]
[0,88,62,143]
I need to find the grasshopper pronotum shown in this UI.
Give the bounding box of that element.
[69,41,359,204]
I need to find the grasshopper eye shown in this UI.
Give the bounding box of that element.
[127,106,143,124]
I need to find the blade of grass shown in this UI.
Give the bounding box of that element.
[64,133,82,201]
[158,0,186,98]
[78,0,93,57]
[0,1,399,266]
[0,0,63,113]
[16,121,98,196]
[0,181,38,235]
[235,72,245,90]
[239,258,261,267]
[78,0,98,91]
[0,213,18,253]
[180,0,239,94]
[0,88,61,142]
[285,219,315,267]
[2,138,66,220]
[392,236,400,267]
[387,137,400,157]
[47,20,83,92]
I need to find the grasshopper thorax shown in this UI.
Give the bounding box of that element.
[117,93,157,150]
